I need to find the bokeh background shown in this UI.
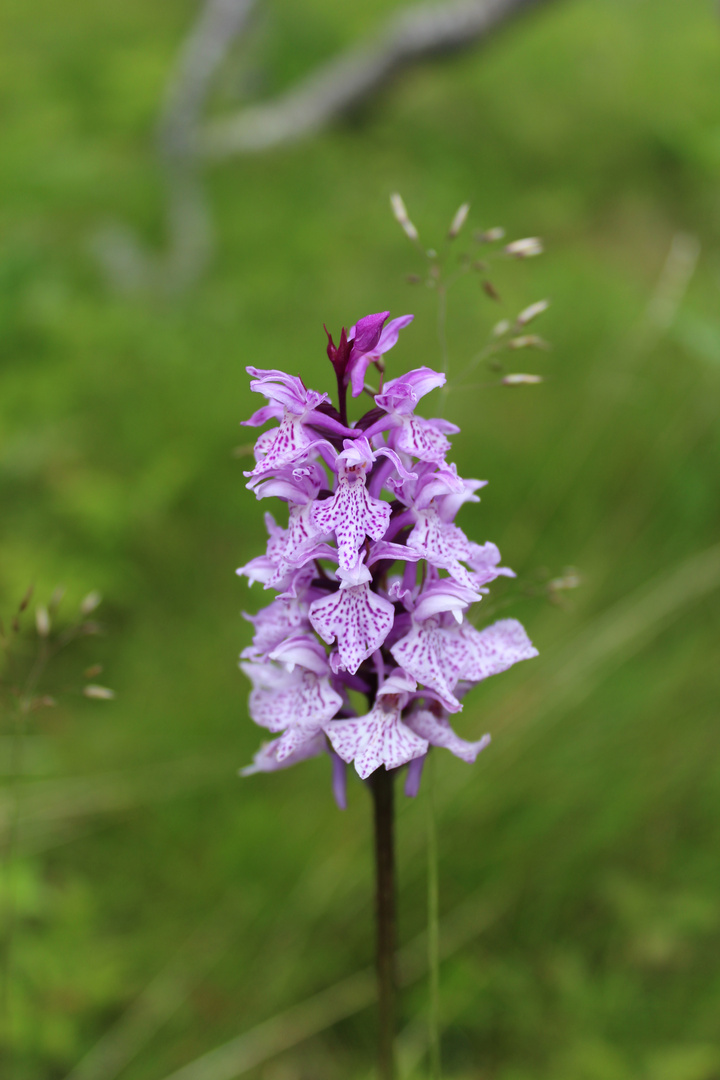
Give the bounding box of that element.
[2,0,720,1077]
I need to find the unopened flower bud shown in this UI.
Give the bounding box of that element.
[390,193,419,242]
[505,237,543,258]
[33,695,57,709]
[493,319,510,337]
[482,280,501,301]
[84,684,115,700]
[502,373,543,385]
[19,585,34,613]
[549,569,582,592]
[84,664,103,678]
[80,591,102,616]
[448,202,470,239]
[508,335,550,350]
[35,606,50,637]
[475,227,505,243]
[516,299,549,326]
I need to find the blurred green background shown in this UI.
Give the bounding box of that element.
[2,0,720,1077]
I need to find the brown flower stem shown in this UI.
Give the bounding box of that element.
[370,767,397,1080]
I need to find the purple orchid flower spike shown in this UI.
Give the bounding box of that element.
[237,310,538,800]
[234,300,544,1078]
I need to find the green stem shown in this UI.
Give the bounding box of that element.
[1,702,26,1051]
[437,285,450,418]
[371,767,397,1080]
[426,752,441,1079]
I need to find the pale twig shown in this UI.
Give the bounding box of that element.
[97,0,555,291]
[437,284,451,417]
[95,0,257,293]
[202,0,552,158]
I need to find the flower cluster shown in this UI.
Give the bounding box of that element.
[237,311,537,805]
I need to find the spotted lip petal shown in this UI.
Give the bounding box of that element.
[309,577,395,674]
[242,370,357,483]
[391,415,454,463]
[325,701,427,778]
[312,478,391,570]
[283,502,329,563]
[445,618,538,682]
[244,411,324,479]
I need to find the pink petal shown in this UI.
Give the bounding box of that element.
[241,732,326,775]
[405,709,491,763]
[393,416,452,463]
[243,663,343,733]
[407,509,476,587]
[245,413,319,478]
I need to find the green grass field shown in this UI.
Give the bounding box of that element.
[1,0,720,1076]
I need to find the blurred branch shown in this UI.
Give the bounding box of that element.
[94,0,555,293]
[202,0,553,159]
[159,0,259,160]
[94,0,258,293]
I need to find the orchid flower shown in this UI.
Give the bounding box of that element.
[236,311,538,801]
